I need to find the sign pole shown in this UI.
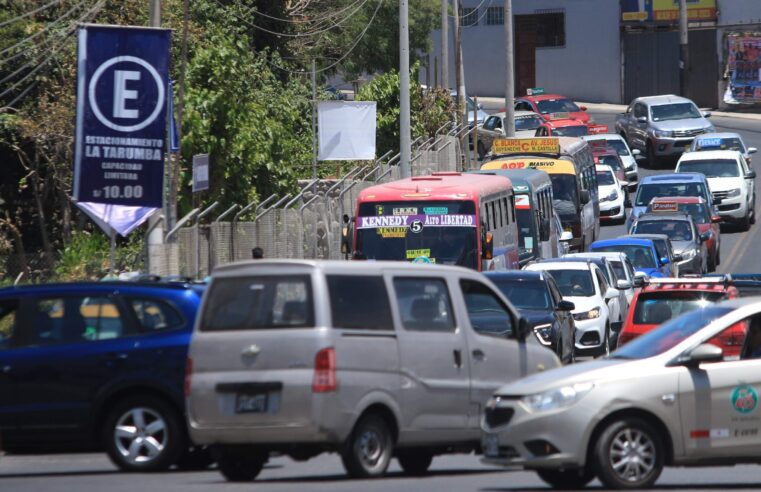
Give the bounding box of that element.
[504,0,515,137]
[312,59,317,180]
[399,0,411,179]
[440,0,448,89]
[678,0,689,97]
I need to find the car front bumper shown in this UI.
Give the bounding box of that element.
[572,317,607,355]
[715,195,748,220]
[600,197,626,220]
[676,253,702,275]
[652,137,696,157]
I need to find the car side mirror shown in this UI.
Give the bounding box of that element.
[616,279,632,290]
[557,300,575,311]
[676,343,723,367]
[749,147,758,155]
[632,149,641,156]
[604,287,619,300]
[580,190,590,204]
[660,256,670,266]
[700,231,712,243]
[702,111,712,118]
[632,274,647,288]
[560,231,574,242]
[746,171,757,179]
[711,215,722,223]
[580,106,587,111]
[636,116,647,123]
[713,197,723,205]
[517,316,531,341]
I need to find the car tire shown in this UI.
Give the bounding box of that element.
[341,414,394,478]
[536,468,595,489]
[214,446,267,482]
[716,247,721,266]
[646,142,658,168]
[397,449,434,475]
[708,251,716,272]
[591,417,664,490]
[596,324,610,358]
[477,141,486,161]
[739,213,751,232]
[102,396,184,472]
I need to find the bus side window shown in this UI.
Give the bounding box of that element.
[497,198,504,229]
[492,201,497,231]
[485,202,493,231]
[509,195,515,223]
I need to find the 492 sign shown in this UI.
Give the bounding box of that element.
[73,25,171,208]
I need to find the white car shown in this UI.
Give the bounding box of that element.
[595,165,627,223]
[583,133,639,188]
[562,252,638,305]
[688,132,758,167]
[524,260,620,357]
[675,149,756,230]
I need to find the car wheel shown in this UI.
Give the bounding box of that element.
[646,142,658,168]
[707,251,716,272]
[214,446,267,482]
[397,449,434,475]
[103,396,184,472]
[477,141,486,161]
[739,213,751,232]
[592,417,664,490]
[341,414,394,478]
[536,468,595,490]
[596,325,610,358]
[716,247,721,266]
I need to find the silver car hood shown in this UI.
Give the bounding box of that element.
[652,119,712,132]
[493,358,628,396]
[671,240,696,254]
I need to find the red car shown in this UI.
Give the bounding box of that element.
[534,116,609,138]
[618,277,745,356]
[514,94,592,123]
[646,196,721,272]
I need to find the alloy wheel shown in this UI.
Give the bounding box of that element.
[608,428,656,483]
[114,407,168,465]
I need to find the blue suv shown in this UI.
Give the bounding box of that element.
[0,280,205,471]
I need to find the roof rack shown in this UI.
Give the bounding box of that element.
[645,275,731,285]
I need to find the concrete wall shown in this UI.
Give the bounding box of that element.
[715,0,761,108]
[424,0,622,102]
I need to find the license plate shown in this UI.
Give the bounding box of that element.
[483,434,499,457]
[235,393,268,413]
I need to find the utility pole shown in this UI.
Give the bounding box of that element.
[147,0,163,274]
[504,0,515,136]
[400,0,411,178]
[441,0,448,89]
[312,60,318,180]
[678,0,689,97]
[453,0,464,123]
[149,0,160,28]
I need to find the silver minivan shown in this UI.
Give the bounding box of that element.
[186,260,558,482]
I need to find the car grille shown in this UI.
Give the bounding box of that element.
[485,406,514,429]
[601,207,621,217]
[719,203,740,211]
[713,190,730,200]
[673,128,706,138]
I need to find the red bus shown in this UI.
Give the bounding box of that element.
[348,172,520,271]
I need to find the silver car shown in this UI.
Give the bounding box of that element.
[482,297,761,489]
[477,111,545,159]
[187,260,558,482]
[630,213,710,275]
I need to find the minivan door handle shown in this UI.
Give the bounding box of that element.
[472,349,485,361]
[241,345,261,357]
[453,349,462,369]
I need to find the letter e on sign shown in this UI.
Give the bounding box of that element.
[113,70,140,119]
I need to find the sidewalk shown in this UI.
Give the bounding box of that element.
[476,96,761,121]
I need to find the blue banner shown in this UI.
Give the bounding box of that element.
[74,25,171,207]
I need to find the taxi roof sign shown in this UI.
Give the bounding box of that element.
[650,201,680,213]
[549,112,571,120]
[527,87,545,96]
[492,137,560,155]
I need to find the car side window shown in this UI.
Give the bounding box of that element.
[634,103,646,119]
[460,279,514,337]
[547,278,563,305]
[483,116,496,130]
[0,300,19,350]
[128,298,185,332]
[328,275,393,330]
[21,296,125,347]
[393,278,455,332]
[703,315,754,362]
[595,268,609,294]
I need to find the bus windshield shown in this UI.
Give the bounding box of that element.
[355,201,479,269]
[548,174,579,220]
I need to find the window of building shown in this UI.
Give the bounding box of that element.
[486,6,503,26]
[461,7,478,27]
[535,12,565,47]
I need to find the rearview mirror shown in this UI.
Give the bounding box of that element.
[676,343,723,367]
[659,256,670,266]
[557,300,575,311]
[702,111,712,118]
[632,275,646,288]
[560,231,574,242]
[604,287,619,300]
[700,231,712,243]
[632,149,641,156]
[616,279,632,290]
[580,106,587,111]
[580,190,590,204]
[517,317,532,341]
[749,147,758,155]
[746,171,757,179]
[477,102,484,110]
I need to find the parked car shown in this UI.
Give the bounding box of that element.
[646,196,722,272]
[629,212,710,275]
[582,133,640,188]
[186,260,557,482]
[482,296,761,489]
[688,132,757,167]
[514,93,592,124]
[524,259,621,357]
[590,237,669,278]
[675,149,756,230]
[624,233,680,277]
[0,280,207,471]
[615,94,715,166]
[627,172,717,231]
[476,111,545,159]
[596,165,628,223]
[485,270,577,364]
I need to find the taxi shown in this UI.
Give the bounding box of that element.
[514,93,592,123]
[596,165,627,223]
[482,296,761,490]
[534,114,609,138]
[647,197,721,272]
[618,276,740,347]
[629,212,710,275]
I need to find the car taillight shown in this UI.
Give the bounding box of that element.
[313,347,337,393]
[184,357,193,397]
[617,332,638,347]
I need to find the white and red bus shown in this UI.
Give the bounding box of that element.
[347,172,520,271]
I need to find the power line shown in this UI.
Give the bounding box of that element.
[448,0,490,19]
[245,0,367,25]
[0,0,67,29]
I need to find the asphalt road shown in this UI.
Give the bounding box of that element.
[2,111,761,491]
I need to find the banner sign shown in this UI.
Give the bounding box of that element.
[725,34,761,105]
[357,214,477,229]
[620,0,716,24]
[74,24,171,208]
[318,101,377,161]
[492,138,560,155]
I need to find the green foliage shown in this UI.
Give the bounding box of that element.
[54,230,142,281]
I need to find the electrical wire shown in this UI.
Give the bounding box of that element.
[245,0,368,25]
[448,0,490,20]
[0,0,67,29]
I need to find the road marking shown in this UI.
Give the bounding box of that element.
[720,222,761,274]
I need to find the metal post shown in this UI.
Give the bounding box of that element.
[109,230,117,277]
[194,202,219,279]
[143,214,164,274]
[473,95,479,162]
[400,0,411,179]
[149,0,160,27]
[504,0,515,136]
[441,0,449,89]
[679,0,689,97]
[312,59,318,180]
[146,0,163,268]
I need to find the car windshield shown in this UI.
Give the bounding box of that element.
[597,170,616,186]
[647,203,710,224]
[613,306,733,359]
[604,139,631,156]
[536,98,580,114]
[597,155,623,171]
[515,207,536,258]
[592,245,657,270]
[356,201,478,269]
[545,269,595,297]
[549,174,579,220]
[492,279,551,310]
[650,102,702,121]
[633,292,726,325]
[635,182,707,206]
[515,114,544,131]
[695,137,745,153]
[679,159,740,178]
[553,125,588,137]
[632,220,693,242]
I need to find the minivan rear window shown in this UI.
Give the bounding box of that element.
[327,275,393,330]
[201,275,314,331]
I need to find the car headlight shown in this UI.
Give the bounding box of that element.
[601,190,618,202]
[522,382,595,412]
[653,129,672,138]
[726,188,742,198]
[573,307,601,321]
[679,249,696,260]
[533,323,553,346]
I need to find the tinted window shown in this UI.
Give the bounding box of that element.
[650,103,701,121]
[604,139,630,156]
[554,125,588,137]
[635,182,708,206]
[491,279,551,310]
[633,292,725,324]
[592,245,657,270]
[515,114,543,131]
[0,300,19,350]
[328,275,392,330]
[597,155,623,172]
[632,221,693,242]
[128,298,184,332]
[461,280,514,337]
[610,260,626,280]
[545,269,595,297]
[394,278,455,332]
[22,296,125,346]
[536,98,580,114]
[202,276,313,331]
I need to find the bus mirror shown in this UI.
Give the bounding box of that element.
[483,232,494,260]
[580,190,590,204]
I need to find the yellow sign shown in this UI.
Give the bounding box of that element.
[481,158,576,175]
[492,138,560,155]
[652,0,716,22]
[406,248,431,259]
[377,227,407,238]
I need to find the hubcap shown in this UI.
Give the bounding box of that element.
[358,430,384,470]
[609,428,655,483]
[114,407,168,465]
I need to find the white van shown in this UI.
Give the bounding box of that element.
[186,260,558,482]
